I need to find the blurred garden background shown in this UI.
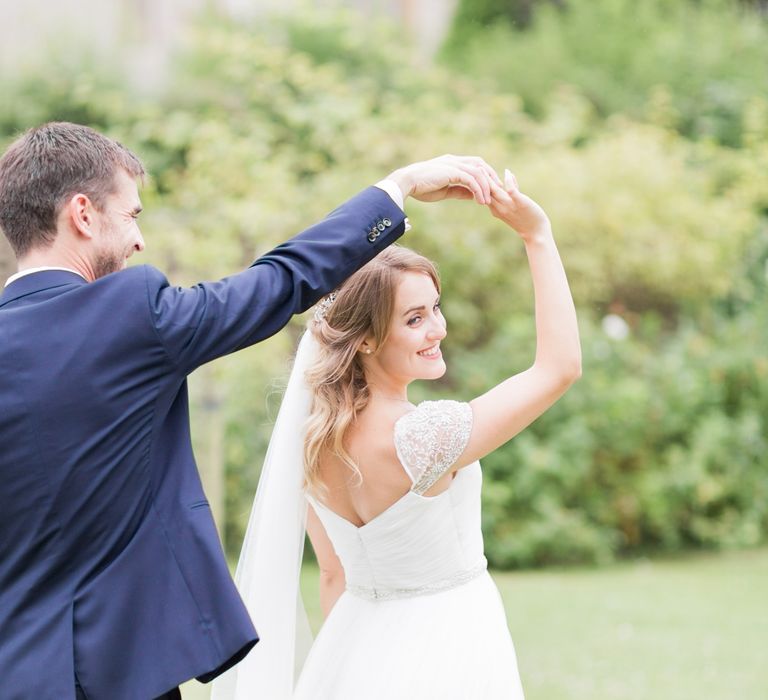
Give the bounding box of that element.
[0,0,766,697]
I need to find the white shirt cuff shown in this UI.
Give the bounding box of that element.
[374,179,411,232]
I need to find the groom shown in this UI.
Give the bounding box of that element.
[0,122,497,699]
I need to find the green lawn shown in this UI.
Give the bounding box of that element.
[183,548,768,700]
[493,549,768,700]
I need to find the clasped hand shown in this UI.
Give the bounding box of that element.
[389,157,550,241]
[388,155,501,204]
[488,169,551,241]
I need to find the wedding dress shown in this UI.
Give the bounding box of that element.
[295,399,524,699]
[212,335,525,700]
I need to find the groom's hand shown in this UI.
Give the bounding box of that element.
[388,155,502,205]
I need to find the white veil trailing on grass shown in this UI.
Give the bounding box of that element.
[212,331,316,700]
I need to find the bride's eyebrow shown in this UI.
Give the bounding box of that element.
[401,296,440,317]
[402,305,425,317]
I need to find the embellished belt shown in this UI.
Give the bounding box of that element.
[346,563,487,602]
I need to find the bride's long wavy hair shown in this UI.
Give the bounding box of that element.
[304,245,441,493]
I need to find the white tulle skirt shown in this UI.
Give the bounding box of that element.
[294,571,525,700]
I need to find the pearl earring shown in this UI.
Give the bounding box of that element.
[366,348,372,354]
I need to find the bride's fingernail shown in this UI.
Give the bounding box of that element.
[504,169,514,189]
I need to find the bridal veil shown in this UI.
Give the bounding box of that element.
[212,331,315,700]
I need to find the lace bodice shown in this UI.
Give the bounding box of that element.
[307,401,486,601]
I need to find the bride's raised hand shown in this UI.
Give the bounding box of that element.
[489,169,551,241]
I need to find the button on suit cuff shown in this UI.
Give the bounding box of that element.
[373,180,411,232]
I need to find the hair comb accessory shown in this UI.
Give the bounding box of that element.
[313,292,337,323]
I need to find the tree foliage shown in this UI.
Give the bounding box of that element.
[443,0,768,146]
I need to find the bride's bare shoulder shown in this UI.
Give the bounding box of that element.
[347,401,415,464]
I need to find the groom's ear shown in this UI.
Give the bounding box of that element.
[66,193,97,240]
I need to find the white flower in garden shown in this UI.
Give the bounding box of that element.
[602,313,630,341]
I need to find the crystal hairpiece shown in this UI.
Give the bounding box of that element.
[313,291,337,323]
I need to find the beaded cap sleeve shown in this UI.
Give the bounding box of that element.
[394,400,474,496]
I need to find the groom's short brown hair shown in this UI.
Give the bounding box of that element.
[0,122,145,257]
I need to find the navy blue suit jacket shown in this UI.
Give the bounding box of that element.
[0,187,405,699]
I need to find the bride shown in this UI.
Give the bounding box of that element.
[213,170,580,699]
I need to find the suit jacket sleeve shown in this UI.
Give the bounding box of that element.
[144,186,406,373]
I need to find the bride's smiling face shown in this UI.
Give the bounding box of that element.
[367,271,447,382]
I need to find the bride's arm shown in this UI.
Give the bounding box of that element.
[455,170,581,469]
[306,506,346,619]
